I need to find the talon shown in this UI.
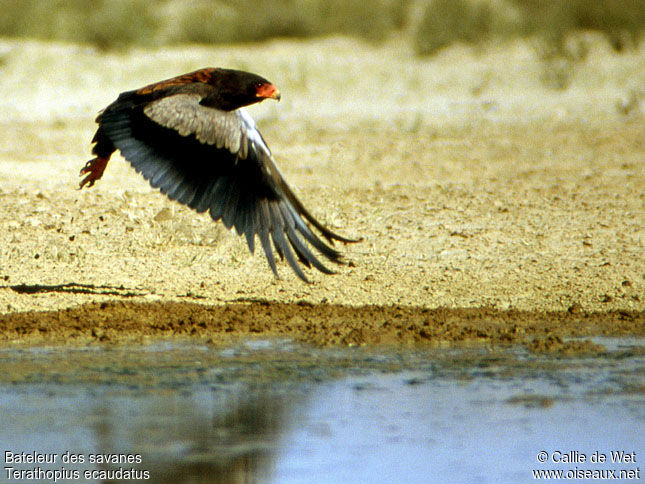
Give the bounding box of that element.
[79,156,109,189]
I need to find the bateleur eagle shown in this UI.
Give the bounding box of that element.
[81,67,358,282]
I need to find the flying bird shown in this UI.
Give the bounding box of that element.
[81,67,358,281]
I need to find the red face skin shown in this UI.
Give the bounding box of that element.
[255,82,281,101]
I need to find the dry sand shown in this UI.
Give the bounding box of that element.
[0,36,642,349]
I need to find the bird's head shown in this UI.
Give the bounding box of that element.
[212,68,281,110]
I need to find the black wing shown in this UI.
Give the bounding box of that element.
[97,91,356,281]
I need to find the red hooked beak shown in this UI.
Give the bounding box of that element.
[256,83,281,101]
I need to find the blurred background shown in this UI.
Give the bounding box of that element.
[1,0,644,57]
[0,0,643,129]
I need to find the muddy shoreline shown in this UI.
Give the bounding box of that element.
[0,300,641,352]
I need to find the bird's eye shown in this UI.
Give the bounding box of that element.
[255,82,264,88]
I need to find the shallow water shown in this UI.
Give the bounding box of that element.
[0,338,643,483]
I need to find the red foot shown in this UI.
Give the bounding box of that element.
[79,157,109,189]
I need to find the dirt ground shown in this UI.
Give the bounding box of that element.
[0,36,642,349]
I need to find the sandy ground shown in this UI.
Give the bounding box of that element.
[0,36,642,348]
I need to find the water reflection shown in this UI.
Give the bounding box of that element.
[0,339,643,484]
[93,388,299,484]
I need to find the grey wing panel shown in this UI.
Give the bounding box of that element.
[143,93,249,158]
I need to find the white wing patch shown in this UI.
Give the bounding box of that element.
[237,108,272,156]
[144,93,259,159]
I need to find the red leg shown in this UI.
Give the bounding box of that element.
[79,156,109,189]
